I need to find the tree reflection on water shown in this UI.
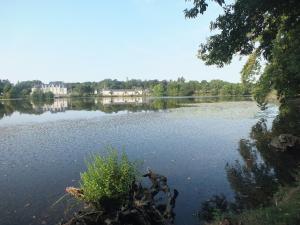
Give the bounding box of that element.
[0,96,251,120]
[198,99,300,222]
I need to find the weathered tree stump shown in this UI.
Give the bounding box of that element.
[61,170,178,225]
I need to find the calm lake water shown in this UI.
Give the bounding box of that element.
[0,97,280,225]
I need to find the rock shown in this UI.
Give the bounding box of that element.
[270,134,300,151]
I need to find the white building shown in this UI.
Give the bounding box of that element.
[31,82,68,97]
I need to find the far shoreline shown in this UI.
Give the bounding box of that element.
[0,94,254,101]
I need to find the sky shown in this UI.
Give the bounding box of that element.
[0,0,245,83]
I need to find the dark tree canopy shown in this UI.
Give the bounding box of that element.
[185,0,300,101]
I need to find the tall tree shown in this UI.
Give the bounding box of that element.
[185,0,300,102]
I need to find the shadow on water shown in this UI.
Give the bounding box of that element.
[198,99,300,224]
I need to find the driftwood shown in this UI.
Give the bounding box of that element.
[61,169,178,225]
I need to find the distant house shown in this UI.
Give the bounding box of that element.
[31,82,68,97]
[96,89,147,97]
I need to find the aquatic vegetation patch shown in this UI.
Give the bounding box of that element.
[79,148,138,209]
[64,166,179,225]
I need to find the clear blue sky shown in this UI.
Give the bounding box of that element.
[0,0,244,83]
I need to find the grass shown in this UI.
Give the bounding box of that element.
[209,183,300,225]
[80,148,138,209]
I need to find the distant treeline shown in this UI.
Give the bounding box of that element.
[0,77,252,99]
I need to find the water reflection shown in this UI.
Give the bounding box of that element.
[225,139,278,210]
[32,98,67,113]
[0,96,258,225]
[0,96,252,120]
[99,96,146,105]
[198,99,300,222]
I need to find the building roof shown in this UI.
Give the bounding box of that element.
[33,82,66,88]
[101,89,143,92]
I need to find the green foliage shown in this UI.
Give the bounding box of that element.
[44,91,54,99]
[152,83,166,96]
[184,0,224,18]
[252,72,272,105]
[14,81,42,98]
[0,79,11,97]
[0,80,42,99]
[80,148,138,208]
[199,194,230,222]
[31,90,54,101]
[166,82,180,96]
[241,52,261,86]
[71,82,94,97]
[1,78,251,99]
[185,0,300,102]
[70,77,249,97]
[151,78,248,97]
[204,101,300,225]
[226,184,300,225]
[31,90,44,100]
[261,22,300,100]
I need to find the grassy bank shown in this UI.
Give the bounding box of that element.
[210,182,300,225]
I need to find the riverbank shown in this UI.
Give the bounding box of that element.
[209,177,300,225]
[204,98,300,225]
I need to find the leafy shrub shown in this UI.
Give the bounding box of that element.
[31,90,44,100]
[31,90,54,100]
[44,91,54,99]
[80,148,138,209]
[199,194,230,222]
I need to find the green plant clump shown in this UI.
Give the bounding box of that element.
[31,90,54,100]
[80,148,138,208]
[208,181,300,225]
